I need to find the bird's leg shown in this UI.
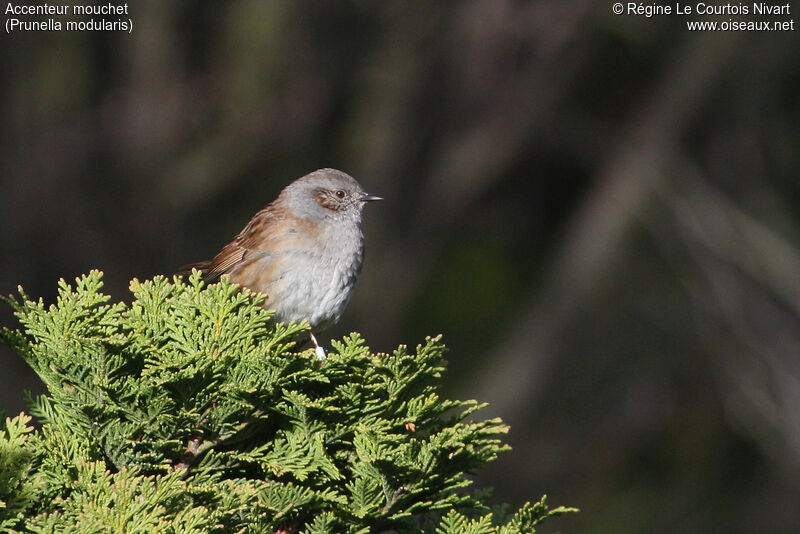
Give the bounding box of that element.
[309,331,326,360]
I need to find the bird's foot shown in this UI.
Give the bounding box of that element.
[310,332,327,361]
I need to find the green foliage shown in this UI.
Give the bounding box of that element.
[0,271,575,533]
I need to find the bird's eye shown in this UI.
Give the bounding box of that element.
[335,190,346,199]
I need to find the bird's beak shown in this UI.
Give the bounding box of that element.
[360,193,383,202]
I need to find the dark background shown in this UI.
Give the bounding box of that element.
[2,2,799,532]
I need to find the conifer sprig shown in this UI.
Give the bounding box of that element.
[0,271,575,533]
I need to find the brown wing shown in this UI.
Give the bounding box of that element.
[180,203,284,281]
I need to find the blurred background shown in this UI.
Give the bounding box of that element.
[2,1,799,532]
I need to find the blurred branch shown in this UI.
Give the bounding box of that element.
[653,168,800,477]
[473,30,744,421]
[353,1,595,339]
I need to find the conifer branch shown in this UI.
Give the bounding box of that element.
[0,271,575,532]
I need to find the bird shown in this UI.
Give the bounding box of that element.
[181,168,382,359]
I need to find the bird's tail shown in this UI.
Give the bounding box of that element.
[176,261,211,276]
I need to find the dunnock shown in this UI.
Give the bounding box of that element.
[182,168,382,358]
